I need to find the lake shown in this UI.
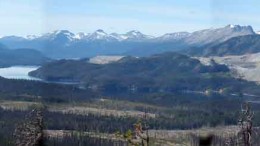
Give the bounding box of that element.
[0,66,40,80]
[0,66,80,85]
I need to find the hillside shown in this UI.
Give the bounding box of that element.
[187,35,260,56]
[196,53,260,83]
[0,48,51,67]
[29,52,260,95]
[0,43,7,49]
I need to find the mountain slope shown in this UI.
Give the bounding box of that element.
[0,36,29,49]
[155,32,190,41]
[0,48,51,67]
[183,25,255,46]
[187,35,260,56]
[197,53,260,83]
[0,43,7,49]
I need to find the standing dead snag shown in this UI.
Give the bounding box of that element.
[116,111,150,146]
[14,109,44,146]
[133,119,149,146]
[238,102,254,146]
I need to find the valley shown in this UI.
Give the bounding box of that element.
[1,24,260,145]
[2,0,260,145]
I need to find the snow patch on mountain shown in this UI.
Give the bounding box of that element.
[40,30,75,42]
[124,30,154,41]
[85,29,111,41]
[73,32,88,39]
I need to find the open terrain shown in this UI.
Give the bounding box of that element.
[197,53,260,83]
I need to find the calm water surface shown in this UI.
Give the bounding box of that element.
[0,66,40,80]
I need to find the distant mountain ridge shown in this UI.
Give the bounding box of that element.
[0,24,256,58]
[1,29,154,43]
[0,46,50,67]
[183,24,254,46]
[1,24,254,43]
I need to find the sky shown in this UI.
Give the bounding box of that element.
[0,0,260,37]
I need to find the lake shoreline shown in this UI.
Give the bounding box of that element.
[0,66,40,80]
[0,66,81,85]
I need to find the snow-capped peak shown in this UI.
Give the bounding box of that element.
[73,32,88,39]
[124,30,153,40]
[52,30,75,37]
[83,30,153,41]
[85,29,115,41]
[109,33,127,41]
[227,24,236,28]
[127,30,142,36]
[55,30,70,34]
[256,31,260,35]
[3,24,255,43]
[225,24,245,29]
[39,30,75,42]
[225,24,254,32]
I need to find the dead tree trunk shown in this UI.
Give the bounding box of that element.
[238,102,253,146]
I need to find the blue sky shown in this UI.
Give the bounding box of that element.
[0,0,260,36]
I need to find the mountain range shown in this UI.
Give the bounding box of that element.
[0,24,257,59]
